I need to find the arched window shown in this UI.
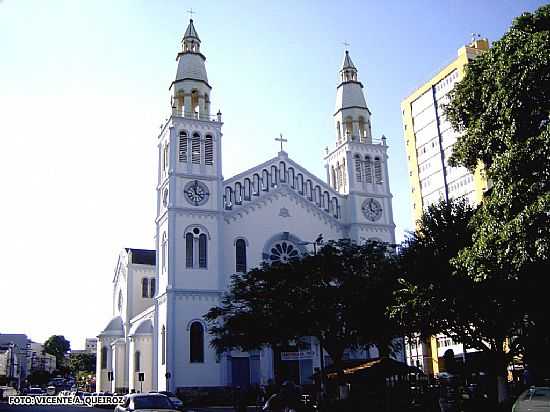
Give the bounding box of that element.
[141,278,149,298]
[332,197,339,218]
[234,182,242,205]
[235,239,247,273]
[374,157,383,184]
[178,131,188,162]
[101,347,108,369]
[279,161,286,182]
[270,165,278,187]
[336,121,341,141]
[163,144,169,171]
[336,162,343,190]
[306,180,313,201]
[243,178,251,201]
[364,156,373,183]
[261,170,269,191]
[161,326,166,365]
[149,278,156,298]
[323,191,330,212]
[297,174,304,194]
[199,234,207,268]
[344,117,353,139]
[134,351,141,372]
[205,135,213,165]
[185,233,194,268]
[315,186,322,207]
[190,322,204,363]
[358,117,366,143]
[331,166,337,188]
[288,168,295,189]
[224,186,233,210]
[191,133,201,164]
[355,155,362,182]
[252,174,260,195]
[341,159,347,188]
[161,232,167,273]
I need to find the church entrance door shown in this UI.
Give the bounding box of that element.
[231,357,250,388]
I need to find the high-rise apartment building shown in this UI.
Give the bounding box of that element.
[400,39,490,375]
[401,38,489,224]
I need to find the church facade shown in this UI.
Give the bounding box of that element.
[96,19,396,394]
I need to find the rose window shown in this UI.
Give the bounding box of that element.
[269,241,300,263]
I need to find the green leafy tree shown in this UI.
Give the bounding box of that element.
[68,352,96,375]
[205,240,402,390]
[43,335,71,369]
[445,4,550,385]
[395,199,524,404]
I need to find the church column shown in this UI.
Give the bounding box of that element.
[183,93,192,118]
[198,95,206,120]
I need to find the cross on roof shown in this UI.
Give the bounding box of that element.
[343,41,351,49]
[275,133,288,152]
[187,8,195,19]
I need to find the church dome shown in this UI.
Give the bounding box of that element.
[176,53,209,85]
[99,316,124,336]
[128,319,153,337]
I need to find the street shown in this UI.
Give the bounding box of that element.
[0,404,253,412]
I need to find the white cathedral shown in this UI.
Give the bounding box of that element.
[96,19,396,394]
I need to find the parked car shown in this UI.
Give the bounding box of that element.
[27,387,44,397]
[115,393,180,412]
[0,386,18,399]
[154,391,184,411]
[513,387,550,412]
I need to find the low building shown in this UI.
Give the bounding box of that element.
[28,342,56,374]
[0,334,30,387]
[0,344,19,387]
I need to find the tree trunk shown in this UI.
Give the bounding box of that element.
[493,348,510,405]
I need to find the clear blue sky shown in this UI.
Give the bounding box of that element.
[0,0,546,348]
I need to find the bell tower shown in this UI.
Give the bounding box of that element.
[324,50,395,243]
[155,18,225,390]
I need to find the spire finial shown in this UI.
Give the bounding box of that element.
[187,8,195,20]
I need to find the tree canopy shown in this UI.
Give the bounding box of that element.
[43,335,71,368]
[444,4,550,383]
[205,240,402,371]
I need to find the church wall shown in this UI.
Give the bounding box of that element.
[156,296,168,391]
[223,192,345,278]
[171,212,220,291]
[171,293,223,388]
[129,335,153,393]
[128,265,156,319]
